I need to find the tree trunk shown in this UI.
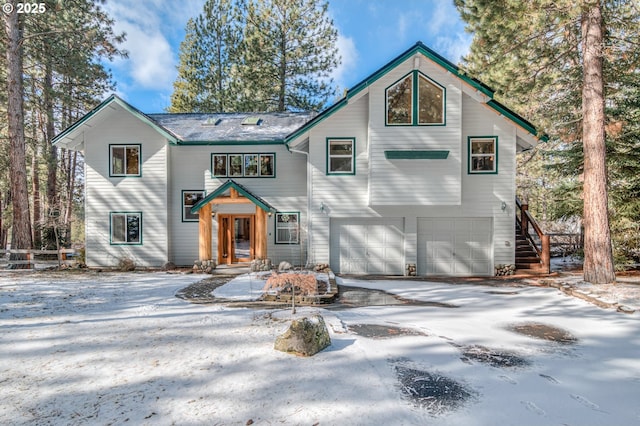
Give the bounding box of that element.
[45,56,58,217]
[581,0,615,283]
[32,151,42,248]
[4,1,33,254]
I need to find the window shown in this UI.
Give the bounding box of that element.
[110,212,142,244]
[110,145,141,176]
[213,154,227,176]
[327,138,355,175]
[468,137,498,174]
[182,190,205,222]
[275,212,299,244]
[386,71,445,126]
[211,153,276,178]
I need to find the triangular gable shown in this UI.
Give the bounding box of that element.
[191,179,276,214]
[285,41,547,147]
[52,95,180,150]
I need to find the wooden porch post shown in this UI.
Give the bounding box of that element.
[199,202,212,261]
[255,206,268,259]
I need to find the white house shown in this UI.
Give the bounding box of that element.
[53,42,545,276]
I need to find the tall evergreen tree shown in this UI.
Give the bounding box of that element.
[456,0,640,283]
[169,0,242,112]
[239,0,339,111]
[169,0,340,113]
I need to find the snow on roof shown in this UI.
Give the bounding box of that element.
[147,112,317,143]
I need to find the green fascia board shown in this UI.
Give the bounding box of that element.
[285,41,544,145]
[171,140,286,146]
[52,94,180,145]
[486,99,539,137]
[191,179,276,214]
[385,150,449,160]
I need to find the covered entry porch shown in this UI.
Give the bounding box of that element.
[191,180,276,265]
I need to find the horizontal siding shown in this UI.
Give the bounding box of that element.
[84,105,168,267]
[368,58,462,205]
[169,144,308,266]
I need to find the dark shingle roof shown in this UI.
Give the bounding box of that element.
[147,112,316,144]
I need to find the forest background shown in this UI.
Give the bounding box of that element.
[1,0,639,283]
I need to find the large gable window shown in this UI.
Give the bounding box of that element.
[386,71,445,126]
[468,137,498,174]
[275,212,299,244]
[110,144,141,177]
[327,138,355,175]
[110,212,142,244]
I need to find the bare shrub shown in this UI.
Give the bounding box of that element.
[263,272,318,296]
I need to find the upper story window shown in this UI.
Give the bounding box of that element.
[212,153,275,178]
[110,144,141,177]
[468,137,498,174]
[386,71,445,126]
[327,138,355,175]
[110,212,142,244]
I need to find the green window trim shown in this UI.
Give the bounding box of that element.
[468,136,498,174]
[326,137,356,175]
[274,212,300,245]
[182,190,205,222]
[385,70,446,127]
[210,153,276,178]
[385,150,449,160]
[109,211,143,245]
[109,144,142,177]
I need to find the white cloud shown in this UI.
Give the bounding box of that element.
[333,34,359,90]
[102,0,206,91]
[435,33,472,64]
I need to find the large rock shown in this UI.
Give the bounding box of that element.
[274,315,331,357]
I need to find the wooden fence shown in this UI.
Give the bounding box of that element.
[0,249,79,269]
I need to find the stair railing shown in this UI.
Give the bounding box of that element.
[515,197,550,274]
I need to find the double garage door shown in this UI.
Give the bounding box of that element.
[330,217,492,276]
[417,218,492,276]
[330,218,405,275]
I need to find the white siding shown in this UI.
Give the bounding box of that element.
[368,57,462,206]
[306,54,518,273]
[83,105,168,267]
[168,145,308,266]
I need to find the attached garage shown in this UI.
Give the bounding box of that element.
[330,218,405,275]
[417,218,492,276]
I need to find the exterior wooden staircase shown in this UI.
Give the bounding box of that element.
[515,198,550,275]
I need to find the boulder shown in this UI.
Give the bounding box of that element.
[278,261,293,272]
[274,315,331,357]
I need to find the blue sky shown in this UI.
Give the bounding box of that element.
[103,0,472,112]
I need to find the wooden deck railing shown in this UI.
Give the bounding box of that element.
[0,249,79,269]
[515,197,550,274]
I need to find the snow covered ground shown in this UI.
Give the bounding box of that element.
[1,270,639,425]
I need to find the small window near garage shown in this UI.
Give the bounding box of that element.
[110,144,141,177]
[468,137,498,174]
[275,212,299,244]
[327,138,355,175]
[182,190,205,222]
[110,212,142,244]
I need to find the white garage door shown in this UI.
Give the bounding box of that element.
[330,218,404,275]
[417,218,492,276]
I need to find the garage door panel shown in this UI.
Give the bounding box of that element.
[331,218,404,275]
[418,218,492,276]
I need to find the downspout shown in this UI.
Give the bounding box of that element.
[287,143,312,267]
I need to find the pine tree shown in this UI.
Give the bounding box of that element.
[455,0,640,283]
[239,0,340,112]
[169,0,242,112]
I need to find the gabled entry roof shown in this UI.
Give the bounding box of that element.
[191,180,276,214]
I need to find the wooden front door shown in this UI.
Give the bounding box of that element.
[218,214,255,264]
